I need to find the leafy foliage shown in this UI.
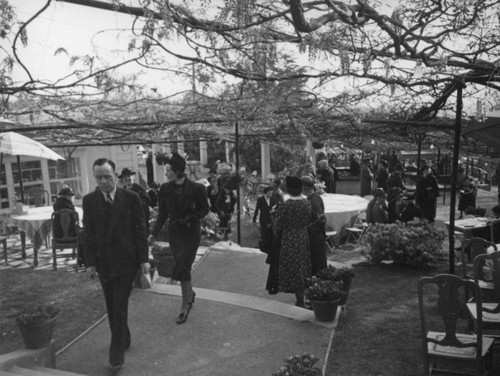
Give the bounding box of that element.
[271,353,321,376]
[16,304,59,328]
[365,220,446,268]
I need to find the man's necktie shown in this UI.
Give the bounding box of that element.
[106,192,113,204]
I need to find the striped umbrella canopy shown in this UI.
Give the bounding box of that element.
[0,131,64,203]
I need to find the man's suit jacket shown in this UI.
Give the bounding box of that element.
[253,196,272,229]
[83,187,149,276]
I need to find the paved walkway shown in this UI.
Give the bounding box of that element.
[54,242,340,376]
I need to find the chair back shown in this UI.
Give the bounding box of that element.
[28,188,50,207]
[474,250,500,302]
[489,219,500,244]
[51,209,79,244]
[461,237,497,278]
[418,274,485,365]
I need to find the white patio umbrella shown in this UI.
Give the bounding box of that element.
[0,131,64,203]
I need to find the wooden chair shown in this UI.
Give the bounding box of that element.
[489,219,500,244]
[467,251,500,346]
[418,274,494,376]
[460,237,497,280]
[51,209,79,270]
[344,212,367,246]
[28,188,50,207]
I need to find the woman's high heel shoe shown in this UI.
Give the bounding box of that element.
[188,291,196,309]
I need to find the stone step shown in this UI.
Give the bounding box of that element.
[8,365,88,376]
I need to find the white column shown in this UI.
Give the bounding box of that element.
[199,140,208,165]
[306,139,316,165]
[260,141,271,182]
[152,144,166,184]
[225,141,232,164]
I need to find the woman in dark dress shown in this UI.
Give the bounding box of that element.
[457,176,477,218]
[416,165,439,223]
[271,176,312,308]
[149,153,209,324]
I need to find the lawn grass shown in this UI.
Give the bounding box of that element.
[0,269,105,355]
[326,262,500,376]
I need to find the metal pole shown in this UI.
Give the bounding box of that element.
[448,83,464,274]
[235,121,241,245]
[415,134,423,194]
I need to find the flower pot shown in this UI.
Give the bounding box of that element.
[339,279,352,306]
[310,298,340,322]
[17,315,57,349]
[157,258,175,278]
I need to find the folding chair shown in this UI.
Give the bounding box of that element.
[418,274,494,376]
[325,230,338,253]
[344,212,367,246]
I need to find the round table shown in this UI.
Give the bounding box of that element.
[11,206,83,266]
[320,193,369,233]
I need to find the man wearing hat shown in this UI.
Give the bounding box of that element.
[416,165,439,223]
[118,168,150,233]
[149,153,209,325]
[366,188,388,225]
[387,187,403,223]
[301,176,327,275]
[253,186,274,237]
[399,192,421,223]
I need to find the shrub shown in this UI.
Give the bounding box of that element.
[271,353,321,376]
[316,265,355,284]
[16,304,59,328]
[364,219,446,268]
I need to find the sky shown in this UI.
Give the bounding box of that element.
[6,0,188,95]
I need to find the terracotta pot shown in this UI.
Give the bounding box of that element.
[310,298,340,322]
[17,315,57,349]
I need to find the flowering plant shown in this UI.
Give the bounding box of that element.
[201,211,219,244]
[16,304,59,328]
[304,278,346,302]
[316,265,355,284]
[364,219,446,268]
[271,353,321,376]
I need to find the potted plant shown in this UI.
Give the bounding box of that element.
[316,265,356,305]
[305,278,345,322]
[16,304,59,349]
[271,353,321,376]
[151,242,176,278]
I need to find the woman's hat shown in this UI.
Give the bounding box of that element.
[58,186,75,196]
[118,168,136,178]
[167,153,186,173]
[373,188,387,198]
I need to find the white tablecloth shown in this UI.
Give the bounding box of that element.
[320,193,369,232]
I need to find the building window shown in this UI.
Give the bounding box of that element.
[48,158,82,199]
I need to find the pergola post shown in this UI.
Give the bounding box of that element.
[448,83,464,274]
[260,141,271,182]
[199,140,208,165]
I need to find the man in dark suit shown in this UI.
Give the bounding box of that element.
[84,158,150,375]
[118,167,151,233]
[253,186,273,236]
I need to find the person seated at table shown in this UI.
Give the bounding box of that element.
[398,192,421,223]
[52,186,85,266]
[458,175,477,219]
[366,188,388,225]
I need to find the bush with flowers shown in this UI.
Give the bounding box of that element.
[271,353,321,376]
[200,211,219,245]
[364,219,446,268]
